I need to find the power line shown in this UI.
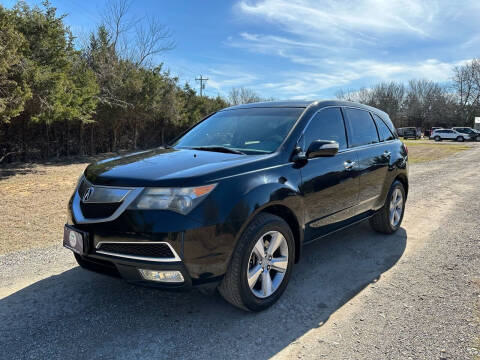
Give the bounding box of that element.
[195,75,208,97]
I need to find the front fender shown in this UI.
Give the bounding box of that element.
[220,179,304,262]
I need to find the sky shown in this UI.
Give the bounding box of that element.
[2,0,480,100]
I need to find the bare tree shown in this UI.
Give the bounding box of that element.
[102,0,132,50]
[101,0,174,65]
[134,17,175,66]
[452,58,480,124]
[228,87,268,105]
[336,80,457,128]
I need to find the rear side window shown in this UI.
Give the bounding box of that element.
[373,114,395,141]
[303,107,347,150]
[344,108,379,147]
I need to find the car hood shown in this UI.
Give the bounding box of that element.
[84,147,274,187]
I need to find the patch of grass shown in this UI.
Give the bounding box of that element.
[0,162,89,254]
[403,140,472,164]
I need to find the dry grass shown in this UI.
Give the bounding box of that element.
[403,140,472,163]
[0,161,89,254]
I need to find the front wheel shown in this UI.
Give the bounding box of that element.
[370,181,406,234]
[219,213,295,311]
[434,136,441,141]
[456,136,464,142]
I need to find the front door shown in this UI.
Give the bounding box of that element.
[299,107,359,242]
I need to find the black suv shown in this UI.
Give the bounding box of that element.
[64,100,408,311]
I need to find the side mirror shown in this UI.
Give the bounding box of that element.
[306,140,339,158]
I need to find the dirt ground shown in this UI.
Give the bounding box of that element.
[0,143,478,359]
[0,161,89,254]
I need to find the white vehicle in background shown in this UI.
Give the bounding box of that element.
[452,127,480,141]
[431,129,471,142]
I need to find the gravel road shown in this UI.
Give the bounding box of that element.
[1,146,479,360]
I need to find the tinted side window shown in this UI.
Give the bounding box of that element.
[344,108,379,147]
[373,114,394,141]
[303,107,347,150]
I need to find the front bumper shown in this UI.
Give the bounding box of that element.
[66,221,231,288]
[66,178,243,288]
[74,251,194,289]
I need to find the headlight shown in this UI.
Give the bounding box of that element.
[129,184,217,214]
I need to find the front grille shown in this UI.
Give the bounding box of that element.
[96,242,175,259]
[80,202,121,219]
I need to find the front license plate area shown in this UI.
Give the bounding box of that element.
[63,225,88,255]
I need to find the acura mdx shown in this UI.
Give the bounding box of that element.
[64,100,408,311]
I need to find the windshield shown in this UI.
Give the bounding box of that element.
[173,107,304,154]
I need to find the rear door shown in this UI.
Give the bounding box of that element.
[299,107,359,241]
[343,108,391,214]
[444,130,455,139]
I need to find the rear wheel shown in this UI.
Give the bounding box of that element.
[434,136,441,141]
[370,181,406,234]
[456,136,464,142]
[219,213,295,311]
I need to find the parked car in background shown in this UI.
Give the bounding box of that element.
[398,127,421,139]
[452,127,480,141]
[425,127,442,138]
[63,100,409,312]
[430,129,471,142]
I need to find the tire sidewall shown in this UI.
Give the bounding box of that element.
[238,217,295,311]
[434,136,441,141]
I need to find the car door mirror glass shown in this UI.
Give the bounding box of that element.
[306,140,339,158]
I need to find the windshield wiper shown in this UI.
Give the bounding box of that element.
[189,146,245,155]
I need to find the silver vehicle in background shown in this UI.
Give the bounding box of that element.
[430,129,471,142]
[452,127,480,141]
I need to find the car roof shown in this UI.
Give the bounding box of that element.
[223,100,389,118]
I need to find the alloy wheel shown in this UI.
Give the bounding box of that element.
[247,231,289,298]
[389,188,403,227]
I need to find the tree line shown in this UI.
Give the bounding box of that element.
[1,1,479,163]
[335,60,480,130]
[0,1,229,163]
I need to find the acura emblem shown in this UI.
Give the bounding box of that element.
[83,187,94,202]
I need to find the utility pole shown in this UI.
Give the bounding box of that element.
[195,75,208,97]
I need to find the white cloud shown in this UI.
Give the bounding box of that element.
[254,58,469,99]
[205,66,258,91]
[237,0,436,43]
[225,0,479,98]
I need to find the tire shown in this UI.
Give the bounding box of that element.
[456,136,464,142]
[434,136,441,142]
[369,181,406,234]
[218,213,295,312]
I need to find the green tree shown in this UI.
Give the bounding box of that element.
[0,6,30,123]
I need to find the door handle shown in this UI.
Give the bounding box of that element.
[383,151,391,159]
[344,161,355,170]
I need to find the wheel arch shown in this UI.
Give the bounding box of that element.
[260,204,303,263]
[395,173,409,199]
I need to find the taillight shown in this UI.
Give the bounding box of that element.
[404,144,408,155]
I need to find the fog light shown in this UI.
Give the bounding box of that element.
[139,269,184,283]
